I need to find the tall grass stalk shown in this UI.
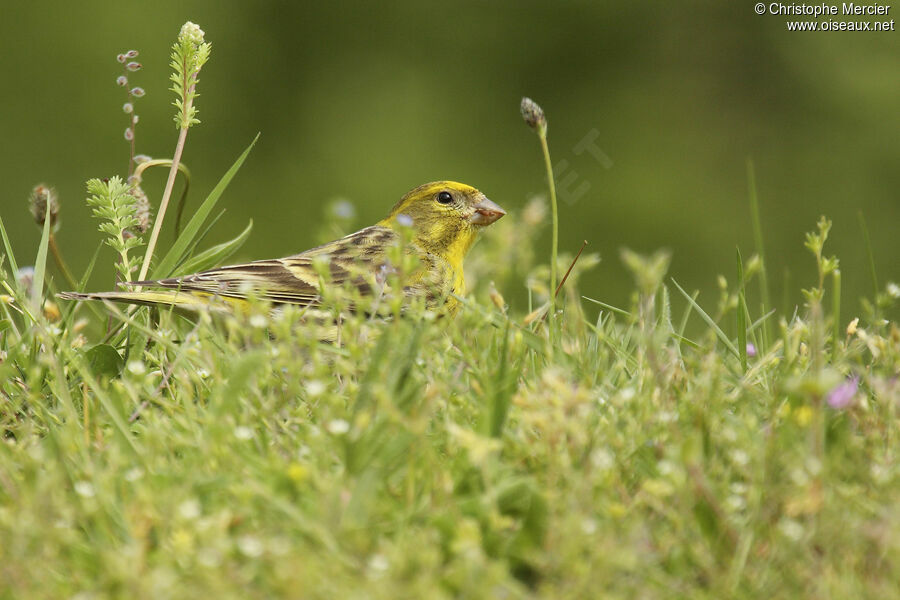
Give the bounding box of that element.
[521,97,559,341]
[138,129,187,282]
[747,159,772,349]
[138,22,210,283]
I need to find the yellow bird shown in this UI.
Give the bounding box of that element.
[59,181,505,317]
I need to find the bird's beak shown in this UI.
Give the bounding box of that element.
[470,197,506,226]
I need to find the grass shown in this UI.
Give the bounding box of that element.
[1,196,899,598]
[1,26,899,597]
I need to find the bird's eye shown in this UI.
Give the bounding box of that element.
[437,191,453,204]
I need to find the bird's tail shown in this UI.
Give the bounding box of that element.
[57,290,235,311]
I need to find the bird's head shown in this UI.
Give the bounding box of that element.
[380,181,505,261]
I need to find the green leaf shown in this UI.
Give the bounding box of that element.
[31,204,53,315]
[85,344,124,378]
[152,133,259,279]
[173,220,252,276]
[0,213,19,284]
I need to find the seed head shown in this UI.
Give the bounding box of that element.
[131,185,152,233]
[520,97,547,133]
[116,54,127,64]
[126,62,142,72]
[124,127,134,141]
[29,184,59,229]
[116,75,128,87]
[123,102,134,114]
[125,50,139,59]
[130,87,145,97]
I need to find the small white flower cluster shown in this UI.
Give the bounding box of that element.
[179,21,206,45]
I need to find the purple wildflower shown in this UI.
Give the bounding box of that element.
[827,376,859,409]
[746,343,757,358]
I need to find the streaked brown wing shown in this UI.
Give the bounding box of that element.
[134,226,400,307]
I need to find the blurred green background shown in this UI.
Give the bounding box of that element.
[2,1,898,320]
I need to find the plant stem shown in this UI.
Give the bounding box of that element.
[747,160,772,349]
[134,159,192,237]
[538,130,559,332]
[138,126,189,283]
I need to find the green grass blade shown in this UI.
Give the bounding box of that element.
[489,321,513,438]
[174,219,253,276]
[31,209,53,315]
[66,348,144,461]
[747,159,772,346]
[832,269,841,361]
[747,309,776,335]
[172,209,227,273]
[582,296,631,317]
[152,133,259,279]
[677,288,699,340]
[78,243,103,293]
[59,242,107,324]
[672,278,739,359]
[857,211,879,301]
[736,247,748,372]
[0,213,20,284]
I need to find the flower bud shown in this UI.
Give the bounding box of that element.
[489,281,506,313]
[520,97,547,133]
[130,87,145,97]
[125,49,139,58]
[123,102,134,114]
[126,62,142,72]
[132,115,139,124]
[179,21,206,45]
[117,54,127,64]
[124,128,134,141]
[134,154,152,164]
[116,75,128,87]
[29,184,59,229]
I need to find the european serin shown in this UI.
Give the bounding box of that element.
[59,181,505,317]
